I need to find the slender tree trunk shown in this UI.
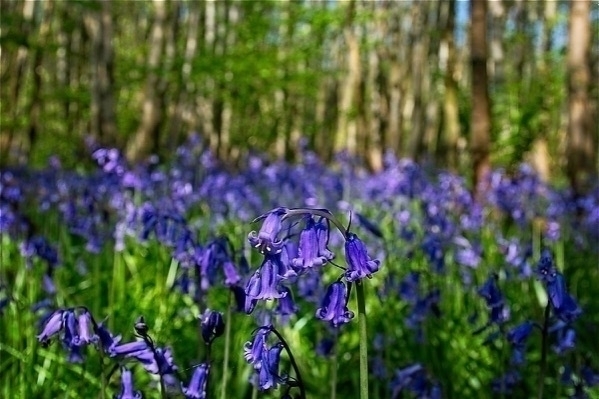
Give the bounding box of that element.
[440,0,460,170]
[566,0,595,194]
[470,0,492,197]
[168,0,200,150]
[84,0,117,146]
[126,0,168,163]
[335,0,360,156]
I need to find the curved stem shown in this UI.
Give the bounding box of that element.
[284,208,348,237]
[268,327,306,399]
[330,330,338,399]
[356,281,369,399]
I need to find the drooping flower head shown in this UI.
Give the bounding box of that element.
[182,363,210,399]
[292,216,335,271]
[245,254,288,301]
[244,327,270,369]
[344,232,381,282]
[316,281,354,327]
[200,309,225,345]
[115,367,142,399]
[258,342,285,390]
[248,208,288,254]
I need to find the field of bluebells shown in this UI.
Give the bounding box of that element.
[1,136,598,399]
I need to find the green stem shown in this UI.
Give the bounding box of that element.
[330,331,338,399]
[356,281,369,399]
[220,293,232,399]
[99,352,106,399]
[538,302,551,399]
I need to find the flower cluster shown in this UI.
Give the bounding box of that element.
[242,207,381,396]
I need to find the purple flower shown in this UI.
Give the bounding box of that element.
[546,273,582,323]
[552,327,576,354]
[115,367,142,399]
[248,208,288,254]
[477,275,509,325]
[200,309,225,344]
[244,328,270,369]
[182,363,210,399]
[316,281,354,327]
[223,260,241,286]
[37,309,64,344]
[344,232,380,282]
[245,255,287,301]
[75,310,96,346]
[507,321,534,346]
[536,248,557,283]
[109,340,149,357]
[258,343,284,390]
[292,217,334,270]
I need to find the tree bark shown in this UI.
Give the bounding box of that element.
[566,0,595,194]
[126,0,168,163]
[470,0,492,198]
[439,0,460,170]
[334,0,360,156]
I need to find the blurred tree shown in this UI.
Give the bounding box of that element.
[84,0,117,146]
[566,0,596,194]
[470,0,491,197]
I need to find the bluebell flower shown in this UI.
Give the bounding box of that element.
[245,255,287,301]
[546,273,582,323]
[222,260,241,286]
[258,343,285,390]
[37,309,64,345]
[344,232,380,282]
[200,309,225,344]
[537,248,557,283]
[316,281,354,327]
[135,346,178,375]
[244,328,270,369]
[109,340,149,357]
[506,321,534,346]
[75,310,96,346]
[478,275,501,306]
[94,322,120,353]
[248,207,287,254]
[115,367,142,399]
[292,217,334,270]
[421,234,445,273]
[552,326,576,354]
[182,363,210,399]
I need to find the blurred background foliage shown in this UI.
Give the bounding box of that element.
[1,0,597,190]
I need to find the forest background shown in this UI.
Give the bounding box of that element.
[0,0,598,190]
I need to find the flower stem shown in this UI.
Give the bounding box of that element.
[356,281,369,399]
[330,331,338,399]
[269,326,306,399]
[538,302,551,399]
[220,293,232,399]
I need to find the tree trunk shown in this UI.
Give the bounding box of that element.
[126,0,168,163]
[85,0,117,146]
[439,0,460,170]
[470,0,492,198]
[566,0,595,194]
[334,0,360,156]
